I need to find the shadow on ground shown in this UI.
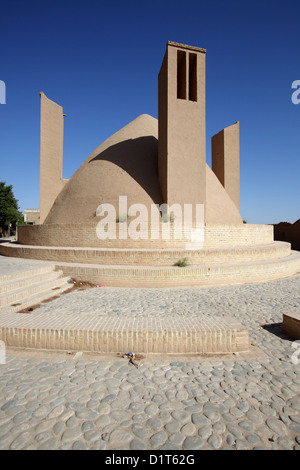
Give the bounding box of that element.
[261,322,294,341]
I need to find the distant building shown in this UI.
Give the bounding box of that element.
[24,209,40,225]
[274,219,300,251]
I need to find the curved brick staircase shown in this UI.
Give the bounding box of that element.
[0,240,300,288]
[1,235,299,354]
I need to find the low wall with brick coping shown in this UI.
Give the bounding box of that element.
[17,223,274,249]
[0,241,291,266]
[0,315,249,354]
[54,251,300,287]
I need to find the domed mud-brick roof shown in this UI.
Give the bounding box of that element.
[45,114,163,224]
[45,113,241,225]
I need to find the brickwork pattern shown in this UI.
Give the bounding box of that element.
[0,262,71,309]
[17,223,274,249]
[52,252,300,287]
[0,314,249,354]
[1,244,300,288]
[0,241,291,266]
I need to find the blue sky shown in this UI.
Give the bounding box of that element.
[0,0,299,225]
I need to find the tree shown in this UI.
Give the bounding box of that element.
[0,181,24,236]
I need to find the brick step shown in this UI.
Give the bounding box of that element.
[0,241,292,266]
[0,269,64,295]
[0,274,69,308]
[55,250,300,287]
[2,281,73,314]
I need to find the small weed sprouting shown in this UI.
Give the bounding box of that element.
[116,214,130,223]
[173,257,189,267]
[162,213,175,223]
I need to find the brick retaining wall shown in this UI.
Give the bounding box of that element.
[17,223,274,249]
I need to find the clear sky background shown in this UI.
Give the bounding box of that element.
[0,0,299,225]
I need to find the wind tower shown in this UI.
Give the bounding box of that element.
[158,41,206,216]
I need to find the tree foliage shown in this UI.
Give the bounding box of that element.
[0,181,23,235]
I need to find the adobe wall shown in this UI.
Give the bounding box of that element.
[212,122,240,210]
[274,220,300,251]
[40,92,68,223]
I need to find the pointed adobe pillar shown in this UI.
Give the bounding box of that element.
[211,121,240,210]
[158,42,206,215]
[39,92,66,223]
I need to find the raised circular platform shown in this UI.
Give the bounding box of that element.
[1,240,300,288]
[0,241,291,265]
[16,223,274,248]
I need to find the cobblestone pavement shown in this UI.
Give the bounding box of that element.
[0,274,300,450]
